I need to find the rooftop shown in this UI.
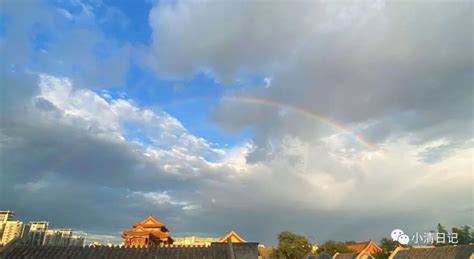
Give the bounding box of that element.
[390,245,474,259]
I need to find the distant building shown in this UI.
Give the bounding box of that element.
[69,235,85,247]
[388,244,474,259]
[0,211,14,224]
[23,221,49,246]
[0,220,24,245]
[0,211,15,241]
[122,215,174,247]
[173,236,218,246]
[43,229,73,246]
[173,231,248,246]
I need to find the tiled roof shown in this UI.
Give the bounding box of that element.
[1,244,233,259]
[0,238,260,259]
[346,240,382,254]
[132,215,166,228]
[347,242,369,253]
[390,244,474,259]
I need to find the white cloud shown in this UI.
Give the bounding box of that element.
[149,0,472,160]
[1,0,472,244]
[263,77,272,88]
[36,74,224,157]
[2,72,472,244]
[129,191,187,206]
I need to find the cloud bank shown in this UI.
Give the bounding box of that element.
[0,0,472,245]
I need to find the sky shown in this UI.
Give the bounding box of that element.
[0,0,472,246]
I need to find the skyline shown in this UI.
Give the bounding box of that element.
[0,0,472,246]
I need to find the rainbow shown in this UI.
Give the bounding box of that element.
[222,95,377,150]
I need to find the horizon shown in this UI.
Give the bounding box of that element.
[0,0,472,248]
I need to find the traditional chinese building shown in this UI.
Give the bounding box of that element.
[122,215,173,247]
[346,240,382,255]
[218,231,247,243]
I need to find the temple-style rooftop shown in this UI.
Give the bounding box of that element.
[121,215,173,247]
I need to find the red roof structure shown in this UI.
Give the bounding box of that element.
[346,240,382,255]
[132,215,166,228]
[122,215,173,247]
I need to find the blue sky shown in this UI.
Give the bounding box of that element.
[19,0,256,147]
[0,0,472,246]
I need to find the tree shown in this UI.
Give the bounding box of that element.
[433,223,474,246]
[272,231,312,259]
[435,223,449,247]
[437,223,448,234]
[373,237,402,259]
[451,225,473,245]
[434,223,449,246]
[379,237,400,253]
[316,240,351,256]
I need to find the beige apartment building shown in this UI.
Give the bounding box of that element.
[0,220,25,245]
[69,235,85,246]
[0,211,14,224]
[23,221,49,246]
[43,228,73,246]
[173,236,219,246]
[0,211,15,240]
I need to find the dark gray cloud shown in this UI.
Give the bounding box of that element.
[0,71,255,242]
[0,71,472,245]
[0,0,472,247]
[145,0,473,244]
[150,0,473,163]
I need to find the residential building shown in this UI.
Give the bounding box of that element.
[69,235,85,247]
[0,211,14,224]
[43,228,73,246]
[0,211,15,241]
[0,220,24,245]
[23,221,49,246]
[173,236,218,246]
[173,231,248,246]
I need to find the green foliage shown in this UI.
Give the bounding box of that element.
[373,251,389,259]
[373,237,402,259]
[437,223,448,234]
[316,240,351,256]
[435,223,449,247]
[451,225,474,245]
[272,231,312,259]
[434,223,473,247]
[379,237,400,253]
